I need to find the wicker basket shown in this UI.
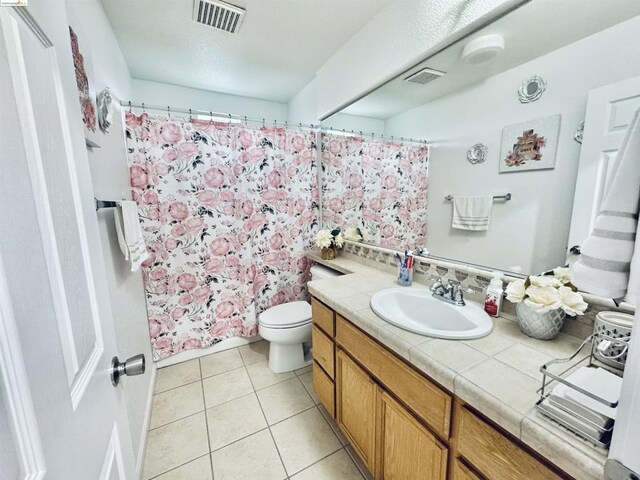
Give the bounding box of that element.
[320,247,337,260]
[516,302,565,340]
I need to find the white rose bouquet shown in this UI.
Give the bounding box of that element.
[315,228,344,250]
[343,226,368,242]
[505,267,588,316]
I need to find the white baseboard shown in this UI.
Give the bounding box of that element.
[135,362,157,478]
[156,336,263,368]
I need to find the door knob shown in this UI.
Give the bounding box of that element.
[111,354,146,386]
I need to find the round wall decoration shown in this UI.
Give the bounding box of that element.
[574,120,585,144]
[467,143,488,164]
[518,75,547,103]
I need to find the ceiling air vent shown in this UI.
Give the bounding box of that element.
[404,67,446,85]
[193,0,245,34]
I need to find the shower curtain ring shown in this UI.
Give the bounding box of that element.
[128,101,132,113]
[167,106,171,117]
[209,111,213,125]
[189,108,192,121]
[262,118,265,127]
[244,116,247,125]
[142,102,146,113]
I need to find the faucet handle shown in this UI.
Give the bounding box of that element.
[430,277,443,292]
[453,283,466,305]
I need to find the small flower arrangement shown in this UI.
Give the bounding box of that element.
[343,226,368,242]
[315,228,343,259]
[505,267,588,316]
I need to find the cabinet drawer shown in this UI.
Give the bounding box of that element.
[313,361,335,417]
[312,297,335,337]
[336,316,451,439]
[456,406,563,480]
[312,325,335,378]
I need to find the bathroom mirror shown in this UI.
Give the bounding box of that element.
[321,1,640,275]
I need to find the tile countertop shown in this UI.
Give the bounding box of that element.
[306,251,608,480]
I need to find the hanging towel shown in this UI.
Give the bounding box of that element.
[573,108,640,301]
[451,196,493,231]
[114,201,149,272]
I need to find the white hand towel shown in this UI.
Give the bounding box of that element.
[451,196,493,231]
[115,201,149,272]
[572,107,640,301]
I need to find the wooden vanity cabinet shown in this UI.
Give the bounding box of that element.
[310,296,570,480]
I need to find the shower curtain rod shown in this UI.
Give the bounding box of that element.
[120,100,318,130]
[320,127,429,145]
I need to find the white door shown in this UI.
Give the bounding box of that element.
[0,6,137,480]
[568,75,640,252]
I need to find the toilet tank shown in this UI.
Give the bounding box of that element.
[310,264,342,281]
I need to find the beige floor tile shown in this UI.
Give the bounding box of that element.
[495,343,555,380]
[150,381,205,429]
[295,365,312,376]
[200,348,243,378]
[318,405,349,445]
[257,377,315,425]
[211,429,286,480]
[246,359,295,390]
[143,412,209,479]
[462,331,515,356]
[202,367,253,408]
[153,454,212,480]
[291,449,363,480]
[238,340,269,365]
[270,408,341,475]
[155,359,201,393]
[298,371,320,404]
[206,393,267,451]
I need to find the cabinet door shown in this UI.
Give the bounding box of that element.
[377,391,448,480]
[336,349,377,473]
[453,459,483,480]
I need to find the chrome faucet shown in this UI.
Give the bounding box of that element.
[430,277,466,306]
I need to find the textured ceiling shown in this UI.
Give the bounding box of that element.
[102,0,389,102]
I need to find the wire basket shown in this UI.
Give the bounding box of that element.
[536,333,625,449]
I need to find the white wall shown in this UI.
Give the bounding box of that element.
[66,0,153,471]
[288,77,385,134]
[315,0,524,119]
[132,78,288,120]
[385,15,640,273]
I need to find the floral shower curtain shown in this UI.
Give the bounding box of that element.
[125,113,318,360]
[321,133,429,250]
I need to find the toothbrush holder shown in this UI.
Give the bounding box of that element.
[397,263,414,286]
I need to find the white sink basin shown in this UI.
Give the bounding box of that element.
[370,287,493,340]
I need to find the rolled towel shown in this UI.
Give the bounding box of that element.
[451,196,493,231]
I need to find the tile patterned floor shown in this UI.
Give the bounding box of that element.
[143,340,371,480]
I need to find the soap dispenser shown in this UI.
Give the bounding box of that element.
[484,271,503,317]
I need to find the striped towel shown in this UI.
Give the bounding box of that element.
[451,196,493,231]
[572,107,640,302]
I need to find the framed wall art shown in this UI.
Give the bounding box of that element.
[499,114,560,173]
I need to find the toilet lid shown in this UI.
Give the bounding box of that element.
[259,301,312,328]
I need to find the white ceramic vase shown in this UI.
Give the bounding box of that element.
[515,302,565,340]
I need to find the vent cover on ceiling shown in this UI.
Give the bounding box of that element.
[193,0,245,34]
[404,67,446,85]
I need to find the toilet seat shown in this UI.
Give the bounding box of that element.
[259,301,312,329]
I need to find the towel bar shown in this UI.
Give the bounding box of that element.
[95,198,120,211]
[444,193,511,201]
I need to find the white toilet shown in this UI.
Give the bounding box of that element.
[259,265,341,373]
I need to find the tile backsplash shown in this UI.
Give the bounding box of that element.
[341,240,635,341]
